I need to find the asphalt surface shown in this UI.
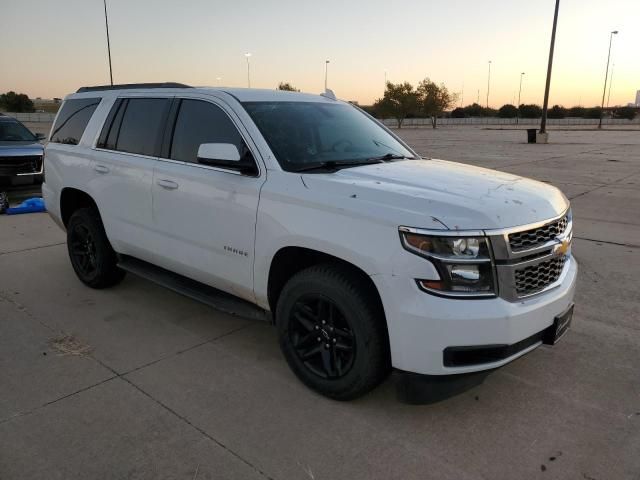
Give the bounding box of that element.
[1,126,639,479]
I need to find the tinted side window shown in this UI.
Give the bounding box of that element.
[97,98,125,150]
[115,98,168,156]
[50,98,101,145]
[170,100,245,163]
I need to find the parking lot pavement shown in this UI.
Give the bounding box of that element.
[1,127,639,479]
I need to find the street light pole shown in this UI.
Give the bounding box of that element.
[540,0,560,135]
[486,60,491,108]
[103,0,113,85]
[607,63,615,108]
[324,60,330,91]
[245,53,252,88]
[598,31,618,128]
[516,72,525,125]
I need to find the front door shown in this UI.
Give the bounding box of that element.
[151,97,265,302]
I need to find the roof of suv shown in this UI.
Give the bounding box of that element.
[71,84,337,104]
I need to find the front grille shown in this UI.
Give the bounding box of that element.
[0,155,43,176]
[509,215,568,252]
[515,256,566,296]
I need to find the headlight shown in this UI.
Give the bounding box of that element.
[399,228,497,298]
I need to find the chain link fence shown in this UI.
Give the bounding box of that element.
[381,116,640,127]
[1,112,57,123]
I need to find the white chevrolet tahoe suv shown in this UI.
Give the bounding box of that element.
[43,83,577,401]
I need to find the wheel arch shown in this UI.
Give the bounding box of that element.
[59,187,100,227]
[267,246,387,327]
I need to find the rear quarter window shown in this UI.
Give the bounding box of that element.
[50,98,101,145]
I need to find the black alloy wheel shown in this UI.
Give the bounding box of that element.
[69,223,98,277]
[288,294,356,379]
[276,263,390,400]
[66,208,125,289]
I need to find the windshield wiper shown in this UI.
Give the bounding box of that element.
[367,153,409,161]
[291,159,383,173]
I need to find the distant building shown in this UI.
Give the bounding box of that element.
[636,90,640,107]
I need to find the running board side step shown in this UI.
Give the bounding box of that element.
[117,256,270,322]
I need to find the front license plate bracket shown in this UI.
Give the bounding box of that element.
[543,304,574,345]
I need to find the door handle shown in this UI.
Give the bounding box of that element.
[157,179,179,190]
[94,164,110,174]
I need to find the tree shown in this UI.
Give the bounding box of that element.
[416,78,456,128]
[498,104,518,118]
[584,107,602,119]
[372,82,419,128]
[613,106,637,120]
[519,104,542,118]
[547,105,567,119]
[277,82,300,92]
[0,91,35,113]
[450,107,466,118]
[463,103,484,117]
[568,106,586,118]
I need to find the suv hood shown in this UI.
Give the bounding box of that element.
[0,141,44,157]
[301,159,568,230]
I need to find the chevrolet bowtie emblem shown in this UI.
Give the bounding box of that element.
[554,238,571,256]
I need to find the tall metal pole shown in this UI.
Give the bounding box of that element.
[540,0,560,134]
[607,63,615,108]
[516,72,525,125]
[324,60,330,91]
[103,0,113,85]
[245,53,252,88]
[598,31,618,128]
[517,72,525,107]
[384,69,387,92]
[486,61,491,108]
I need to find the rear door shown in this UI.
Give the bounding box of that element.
[151,96,265,302]
[89,97,170,262]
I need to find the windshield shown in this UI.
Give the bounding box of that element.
[0,120,37,142]
[242,101,415,171]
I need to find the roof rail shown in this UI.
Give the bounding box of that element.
[76,82,192,93]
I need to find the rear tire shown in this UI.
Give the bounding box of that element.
[276,263,390,400]
[66,208,125,289]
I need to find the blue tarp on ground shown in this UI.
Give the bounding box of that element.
[5,197,46,215]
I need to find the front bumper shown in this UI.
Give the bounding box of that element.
[372,255,578,375]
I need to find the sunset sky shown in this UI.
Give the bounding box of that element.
[1,0,638,107]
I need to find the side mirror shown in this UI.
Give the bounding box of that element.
[197,143,240,164]
[35,133,46,141]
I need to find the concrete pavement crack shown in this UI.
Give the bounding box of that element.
[0,375,118,425]
[118,323,253,377]
[568,169,640,200]
[498,146,607,169]
[119,376,275,480]
[88,351,274,480]
[0,242,65,256]
[574,236,639,249]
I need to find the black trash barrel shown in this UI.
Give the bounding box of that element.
[527,129,537,143]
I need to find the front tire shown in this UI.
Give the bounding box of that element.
[66,208,125,289]
[276,264,390,400]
